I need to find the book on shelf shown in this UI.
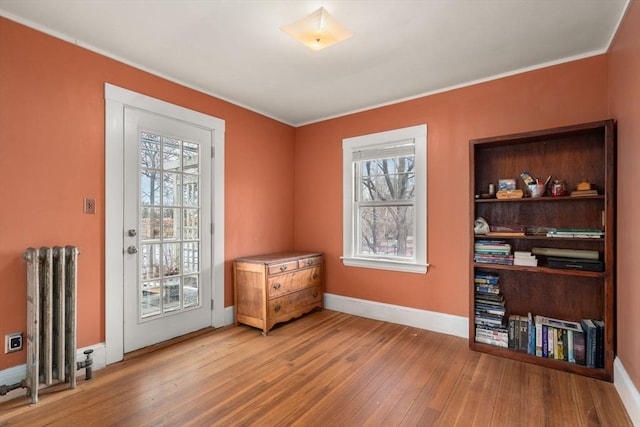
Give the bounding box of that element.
[570,189,598,197]
[474,254,514,265]
[547,257,604,272]
[486,225,526,237]
[546,228,604,238]
[573,329,586,365]
[508,315,519,350]
[581,319,597,368]
[475,326,508,348]
[513,250,538,267]
[518,315,529,353]
[593,320,605,369]
[531,247,599,260]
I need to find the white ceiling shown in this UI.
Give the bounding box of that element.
[0,0,630,126]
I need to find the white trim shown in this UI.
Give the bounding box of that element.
[0,343,106,403]
[615,357,640,426]
[323,293,468,338]
[104,83,225,365]
[224,305,235,327]
[342,124,427,274]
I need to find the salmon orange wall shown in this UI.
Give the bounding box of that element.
[294,56,609,317]
[608,0,640,393]
[0,17,295,371]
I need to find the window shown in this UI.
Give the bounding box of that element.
[342,124,427,273]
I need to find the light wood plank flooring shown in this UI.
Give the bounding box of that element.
[0,310,632,426]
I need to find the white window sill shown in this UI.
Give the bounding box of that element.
[341,256,428,274]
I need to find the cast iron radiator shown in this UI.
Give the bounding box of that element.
[22,246,79,404]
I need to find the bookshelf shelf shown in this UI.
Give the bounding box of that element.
[475,195,604,203]
[469,342,611,381]
[473,263,606,278]
[469,120,615,382]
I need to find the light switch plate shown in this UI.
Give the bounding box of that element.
[84,198,96,214]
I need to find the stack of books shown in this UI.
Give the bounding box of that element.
[474,240,513,265]
[513,251,538,267]
[474,272,508,347]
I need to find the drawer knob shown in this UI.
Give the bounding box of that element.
[307,260,314,266]
[313,292,318,298]
[274,304,281,312]
[280,265,287,272]
[273,283,281,290]
[312,273,318,280]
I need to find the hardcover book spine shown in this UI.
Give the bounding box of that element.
[535,317,543,357]
[567,330,575,363]
[528,313,535,355]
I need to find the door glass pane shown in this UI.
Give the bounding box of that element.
[183,142,199,174]
[163,277,181,313]
[141,171,161,205]
[163,208,180,240]
[141,207,162,240]
[163,137,181,172]
[163,243,181,277]
[163,172,181,206]
[183,242,199,274]
[183,275,199,308]
[141,244,161,280]
[141,280,161,317]
[183,175,199,207]
[183,209,199,240]
[138,131,202,319]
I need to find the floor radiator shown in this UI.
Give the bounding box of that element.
[23,246,80,404]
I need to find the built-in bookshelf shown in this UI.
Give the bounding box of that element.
[469,120,615,381]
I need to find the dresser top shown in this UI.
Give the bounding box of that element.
[234,251,323,264]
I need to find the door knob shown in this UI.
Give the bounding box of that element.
[127,246,138,254]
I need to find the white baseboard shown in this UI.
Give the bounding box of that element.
[615,357,640,426]
[323,293,469,338]
[0,342,106,403]
[223,305,235,327]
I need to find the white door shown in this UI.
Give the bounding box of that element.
[123,108,213,352]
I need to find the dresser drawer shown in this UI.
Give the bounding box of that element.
[267,260,299,275]
[268,284,322,319]
[267,266,322,298]
[297,255,323,269]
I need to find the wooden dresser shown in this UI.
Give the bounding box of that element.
[233,252,323,335]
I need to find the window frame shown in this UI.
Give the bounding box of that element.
[342,124,428,274]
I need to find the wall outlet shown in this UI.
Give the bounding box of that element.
[5,333,23,353]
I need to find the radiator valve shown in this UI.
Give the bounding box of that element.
[76,349,94,380]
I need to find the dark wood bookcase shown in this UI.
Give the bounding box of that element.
[469,120,615,381]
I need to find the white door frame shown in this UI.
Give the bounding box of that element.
[104,83,225,365]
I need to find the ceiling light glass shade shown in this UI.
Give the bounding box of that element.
[281,7,352,51]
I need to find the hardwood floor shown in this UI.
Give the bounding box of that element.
[0,310,632,426]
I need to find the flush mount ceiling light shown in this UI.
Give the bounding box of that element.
[281,7,353,51]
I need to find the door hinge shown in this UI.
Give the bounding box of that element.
[211,146,215,158]
[210,223,214,235]
[211,299,214,310]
